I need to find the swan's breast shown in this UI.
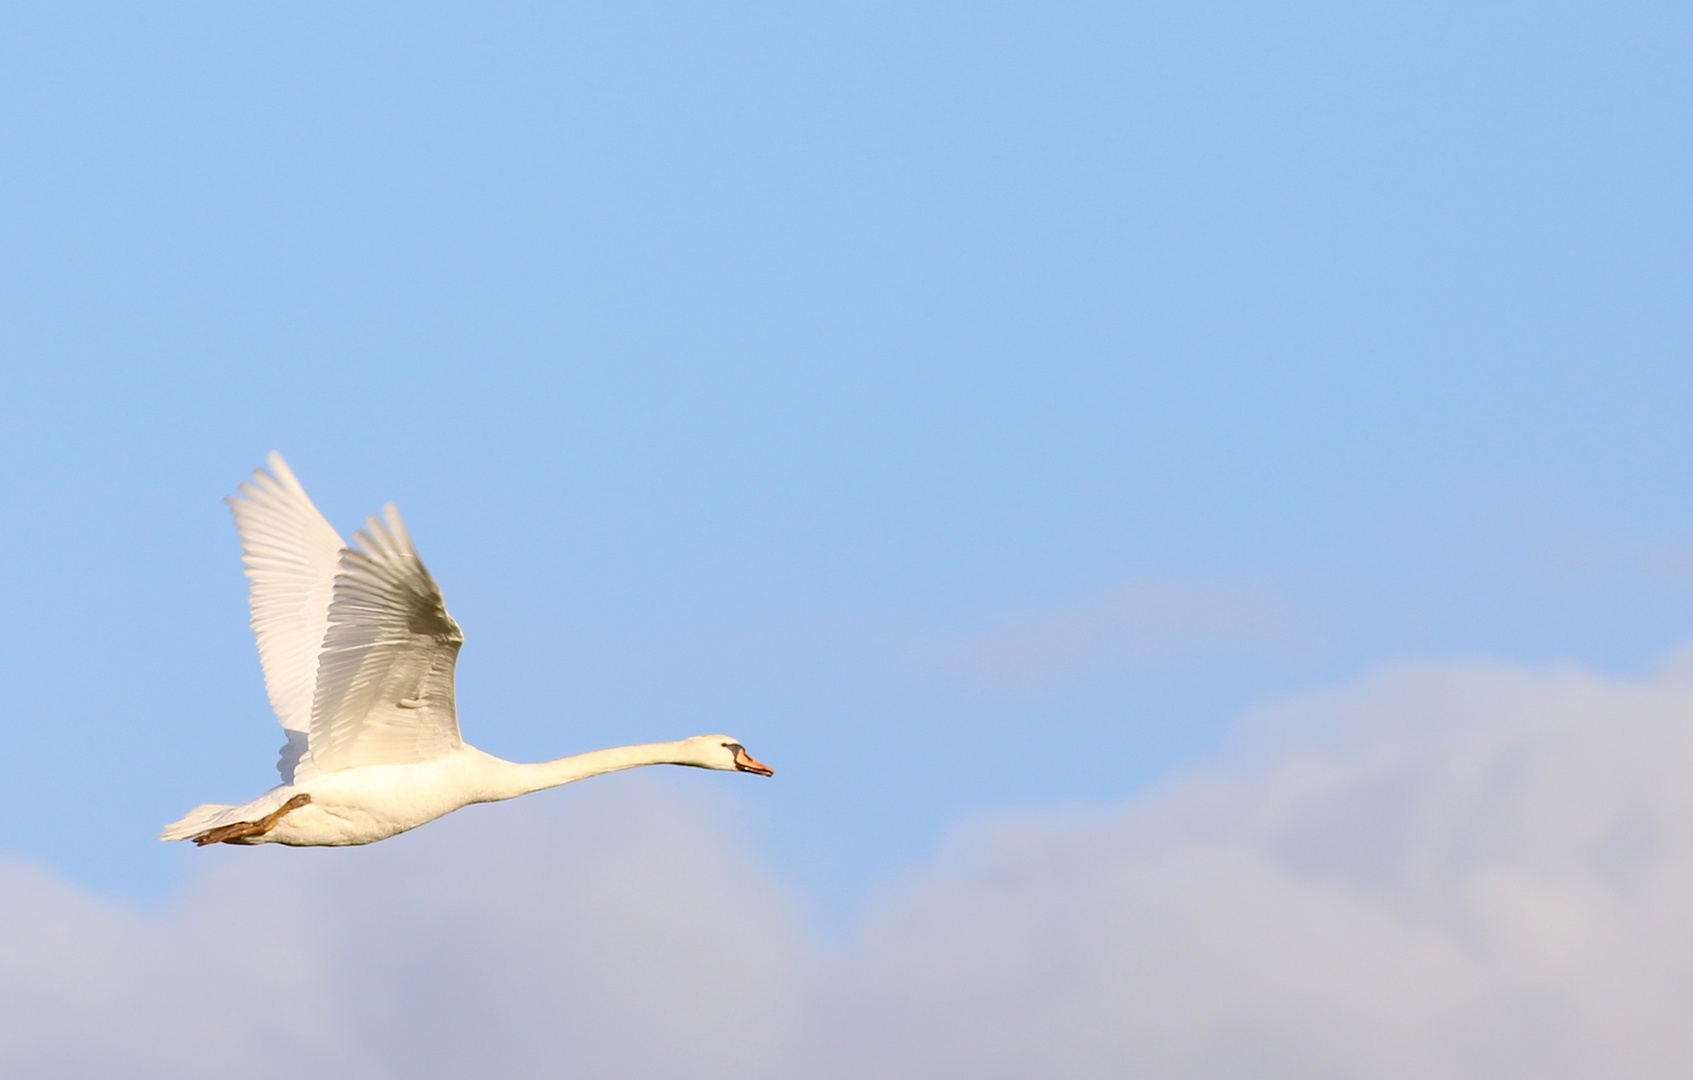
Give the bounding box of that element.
[267,753,491,846]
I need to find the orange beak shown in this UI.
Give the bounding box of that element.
[733,747,774,776]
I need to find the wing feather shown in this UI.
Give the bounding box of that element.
[226,453,344,781]
[307,503,464,773]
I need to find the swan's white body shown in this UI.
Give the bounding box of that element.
[163,454,770,847]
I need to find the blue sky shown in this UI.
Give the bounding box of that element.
[2,0,1692,937]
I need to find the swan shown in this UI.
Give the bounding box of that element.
[162,454,772,847]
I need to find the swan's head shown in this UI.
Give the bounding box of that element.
[679,735,774,777]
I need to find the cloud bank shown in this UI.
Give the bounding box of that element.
[7,651,1693,1078]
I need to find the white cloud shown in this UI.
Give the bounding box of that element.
[6,651,1693,1077]
[0,784,806,1080]
[827,651,1693,1079]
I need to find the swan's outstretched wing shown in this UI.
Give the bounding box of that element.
[306,503,464,774]
[226,453,345,781]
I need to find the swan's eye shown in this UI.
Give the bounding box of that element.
[723,742,742,753]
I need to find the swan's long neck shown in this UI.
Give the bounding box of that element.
[484,741,694,800]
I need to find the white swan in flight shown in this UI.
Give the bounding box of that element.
[163,454,772,847]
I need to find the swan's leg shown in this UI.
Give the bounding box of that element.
[191,793,312,846]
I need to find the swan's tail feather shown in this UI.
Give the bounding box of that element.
[160,803,239,842]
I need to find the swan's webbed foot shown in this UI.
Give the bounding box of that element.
[191,793,312,846]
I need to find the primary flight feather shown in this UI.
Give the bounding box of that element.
[163,454,771,847]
